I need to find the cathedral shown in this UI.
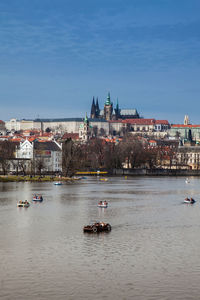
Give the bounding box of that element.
[90,93,140,121]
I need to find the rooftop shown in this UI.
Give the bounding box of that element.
[34,141,61,151]
[172,124,200,128]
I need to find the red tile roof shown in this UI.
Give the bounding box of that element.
[62,133,79,140]
[149,140,157,143]
[124,118,156,125]
[10,138,23,142]
[28,137,36,142]
[172,124,200,128]
[155,120,169,125]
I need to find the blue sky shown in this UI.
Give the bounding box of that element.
[0,0,200,123]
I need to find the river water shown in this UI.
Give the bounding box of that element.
[1,176,200,300]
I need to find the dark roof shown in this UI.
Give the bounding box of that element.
[34,118,83,122]
[89,118,107,122]
[17,117,110,123]
[34,141,61,151]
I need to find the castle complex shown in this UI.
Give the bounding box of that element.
[4,93,173,138]
[5,93,141,135]
[90,93,140,121]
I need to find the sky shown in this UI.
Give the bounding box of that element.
[0,0,200,124]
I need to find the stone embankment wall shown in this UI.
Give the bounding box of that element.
[112,168,200,176]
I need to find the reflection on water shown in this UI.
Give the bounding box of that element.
[1,177,200,299]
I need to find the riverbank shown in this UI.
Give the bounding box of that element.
[112,168,200,176]
[0,175,79,182]
[2,168,200,181]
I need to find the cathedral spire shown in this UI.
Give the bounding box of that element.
[115,98,120,120]
[116,98,119,110]
[95,97,100,117]
[90,96,96,118]
[96,97,99,111]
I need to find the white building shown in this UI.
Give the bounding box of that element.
[177,146,200,169]
[33,141,62,173]
[16,140,33,159]
[5,117,110,135]
[16,140,62,173]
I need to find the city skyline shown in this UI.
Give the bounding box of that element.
[0,0,200,124]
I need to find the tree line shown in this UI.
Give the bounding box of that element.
[62,135,178,177]
[0,137,180,177]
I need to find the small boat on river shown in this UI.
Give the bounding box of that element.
[54,182,62,185]
[98,201,108,208]
[32,195,43,202]
[184,198,196,204]
[100,178,108,182]
[83,221,111,233]
[17,200,30,208]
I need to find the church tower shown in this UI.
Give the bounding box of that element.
[184,115,190,125]
[90,97,96,119]
[104,92,113,121]
[114,98,120,120]
[79,113,92,142]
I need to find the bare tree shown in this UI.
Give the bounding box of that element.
[118,135,145,168]
[35,156,45,176]
[0,141,16,175]
[102,143,122,170]
[0,159,10,175]
[18,160,27,176]
[144,148,157,169]
[87,138,105,168]
[12,160,20,175]
[62,139,84,177]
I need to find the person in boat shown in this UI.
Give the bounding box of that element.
[40,196,43,200]
[190,198,195,203]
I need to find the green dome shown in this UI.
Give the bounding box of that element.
[105,92,111,105]
[84,113,88,123]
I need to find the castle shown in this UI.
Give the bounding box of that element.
[5,93,141,136]
[90,93,140,121]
